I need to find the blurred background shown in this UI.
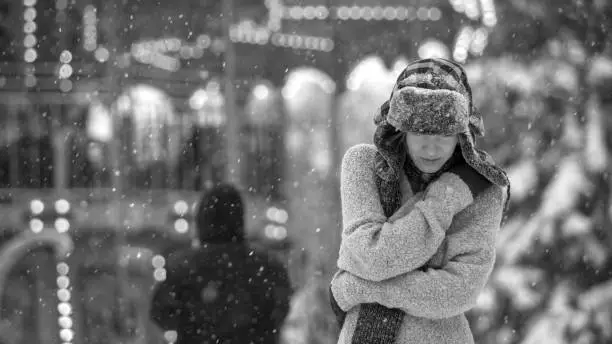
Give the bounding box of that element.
[0,0,611,343]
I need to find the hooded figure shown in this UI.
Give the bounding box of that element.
[329,58,510,344]
[151,184,291,344]
[195,183,246,243]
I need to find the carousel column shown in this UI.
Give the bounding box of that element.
[244,80,283,198]
[53,0,74,190]
[7,106,19,187]
[324,3,346,277]
[97,0,133,340]
[51,105,67,190]
[282,68,337,280]
[191,81,227,190]
[222,0,242,188]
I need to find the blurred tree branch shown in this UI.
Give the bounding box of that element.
[468,1,612,343]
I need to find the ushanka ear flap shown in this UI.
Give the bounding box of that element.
[457,131,511,210]
[469,108,485,137]
[457,133,508,186]
[373,100,406,181]
[373,99,391,126]
[373,121,406,181]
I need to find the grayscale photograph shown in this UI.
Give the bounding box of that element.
[0,0,611,343]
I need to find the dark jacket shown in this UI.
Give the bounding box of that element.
[151,184,291,344]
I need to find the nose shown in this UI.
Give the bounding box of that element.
[422,146,439,158]
[421,140,440,157]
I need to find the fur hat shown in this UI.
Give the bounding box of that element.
[373,58,510,191]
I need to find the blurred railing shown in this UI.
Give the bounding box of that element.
[0,230,73,344]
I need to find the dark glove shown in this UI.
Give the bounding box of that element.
[447,162,492,198]
[329,285,347,328]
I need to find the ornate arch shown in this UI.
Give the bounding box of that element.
[283,67,335,123]
[114,84,179,169]
[339,55,408,152]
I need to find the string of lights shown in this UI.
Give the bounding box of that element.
[56,0,73,92]
[129,0,498,67]
[9,0,500,85]
[22,0,37,87]
[56,261,74,344]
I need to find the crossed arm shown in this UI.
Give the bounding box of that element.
[336,144,474,281]
[332,184,505,319]
[332,144,505,319]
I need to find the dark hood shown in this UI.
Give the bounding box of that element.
[196,184,245,243]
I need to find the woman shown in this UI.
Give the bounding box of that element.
[329,58,510,344]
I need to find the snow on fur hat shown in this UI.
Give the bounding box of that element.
[373,57,510,191]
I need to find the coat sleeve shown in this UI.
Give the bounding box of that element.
[337,144,474,282]
[331,185,505,319]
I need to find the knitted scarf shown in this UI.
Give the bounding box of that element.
[349,146,463,344]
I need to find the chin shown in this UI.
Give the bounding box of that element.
[416,163,444,174]
[422,168,441,174]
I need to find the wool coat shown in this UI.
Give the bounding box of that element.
[331,144,506,344]
[330,58,510,344]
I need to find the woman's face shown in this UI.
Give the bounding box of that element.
[405,133,459,173]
